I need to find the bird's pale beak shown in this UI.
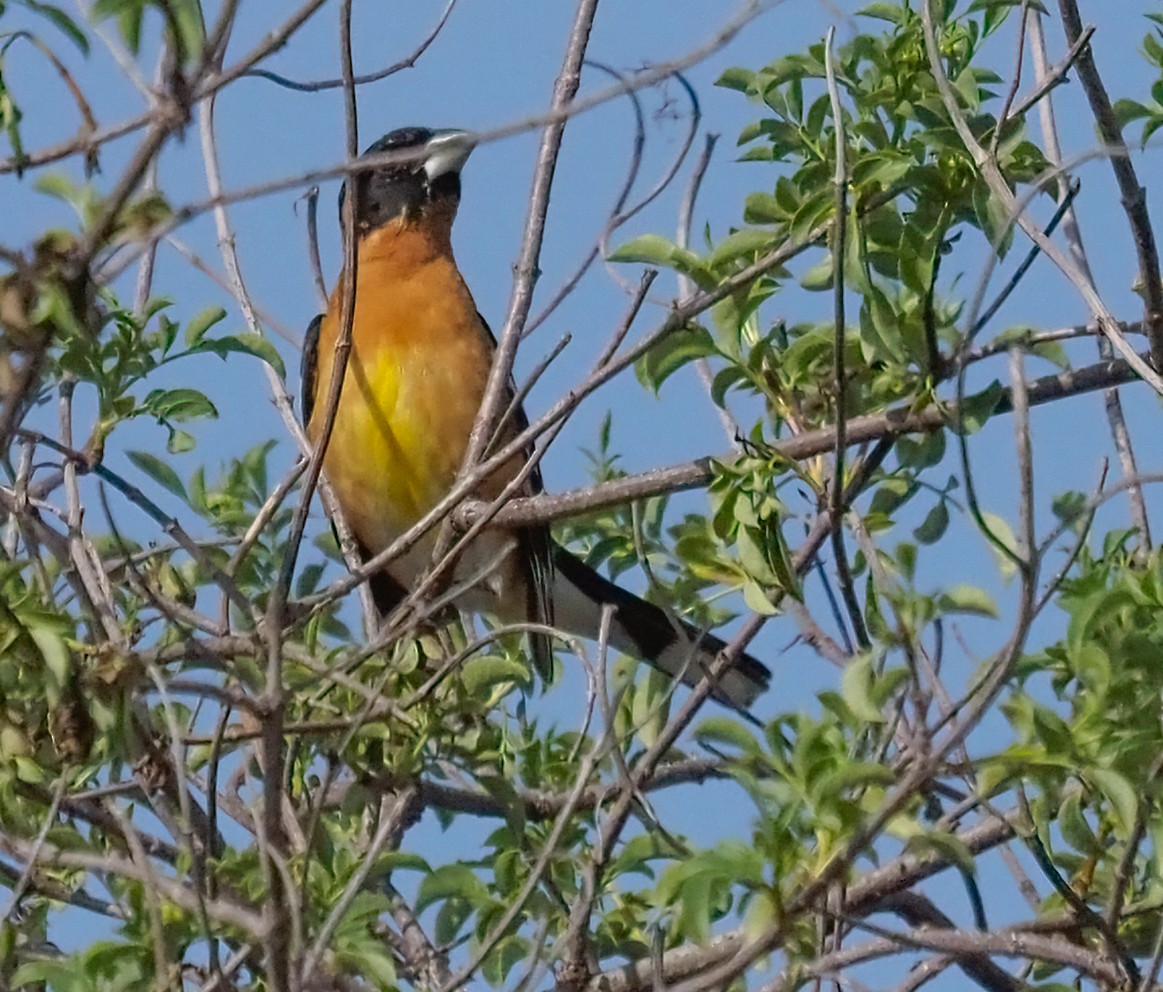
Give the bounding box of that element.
[423,129,477,182]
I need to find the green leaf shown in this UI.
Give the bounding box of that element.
[972,179,1013,255]
[482,935,528,987]
[841,654,886,724]
[744,191,785,224]
[434,896,474,945]
[166,0,204,63]
[966,0,1047,14]
[858,2,906,23]
[869,476,917,516]
[858,287,906,363]
[28,624,70,691]
[144,387,218,422]
[477,774,526,837]
[710,364,746,407]
[742,579,778,615]
[717,67,756,93]
[708,228,775,268]
[191,332,287,379]
[694,715,761,757]
[166,428,196,454]
[126,449,186,500]
[11,958,83,988]
[0,87,25,169]
[375,851,431,874]
[979,511,1020,578]
[461,656,529,697]
[34,171,83,207]
[635,325,716,394]
[608,233,689,266]
[905,828,977,874]
[799,257,833,291]
[1051,490,1087,528]
[895,431,946,469]
[13,754,46,783]
[913,501,949,545]
[415,863,488,914]
[184,305,227,346]
[1088,768,1138,836]
[91,0,147,53]
[20,1,91,54]
[956,380,1004,434]
[1058,790,1099,855]
[608,234,716,290]
[1113,98,1155,138]
[936,584,998,618]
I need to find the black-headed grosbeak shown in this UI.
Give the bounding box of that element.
[301,127,769,710]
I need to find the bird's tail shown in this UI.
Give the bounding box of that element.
[549,545,770,712]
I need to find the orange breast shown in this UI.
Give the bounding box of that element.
[307,221,497,559]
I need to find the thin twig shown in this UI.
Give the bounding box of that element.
[679,133,742,446]
[1029,9,1151,549]
[824,27,867,650]
[456,0,600,487]
[1056,0,1163,369]
[244,0,459,92]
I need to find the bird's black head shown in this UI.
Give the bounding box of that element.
[339,126,476,234]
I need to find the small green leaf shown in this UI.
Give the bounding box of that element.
[13,755,46,783]
[28,624,70,690]
[482,935,528,987]
[716,67,756,93]
[896,431,946,469]
[742,579,777,615]
[694,715,761,756]
[1051,490,1087,527]
[708,228,775,268]
[858,2,907,23]
[905,828,977,874]
[461,656,529,697]
[799,257,833,291]
[710,365,746,407]
[841,654,886,723]
[91,0,147,53]
[1113,98,1153,130]
[184,306,227,346]
[126,450,186,500]
[1058,789,1099,855]
[635,325,716,394]
[191,332,287,378]
[936,584,998,618]
[415,864,488,914]
[144,387,218,422]
[608,234,716,289]
[1088,768,1138,837]
[979,511,1020,578]
[869,476,917,516]
[165,429,195,454]
[956,380,1004,434]
[166,0,204,63]
[913,501,949,545]
[608,233,687,266]
[20,1,91,54]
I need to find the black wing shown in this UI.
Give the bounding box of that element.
[301,313,323,429]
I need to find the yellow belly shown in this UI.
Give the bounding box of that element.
[319,334,485,556]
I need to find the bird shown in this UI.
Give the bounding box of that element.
[301,126,770,711]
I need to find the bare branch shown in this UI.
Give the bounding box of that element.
[1056,0,1163,368]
